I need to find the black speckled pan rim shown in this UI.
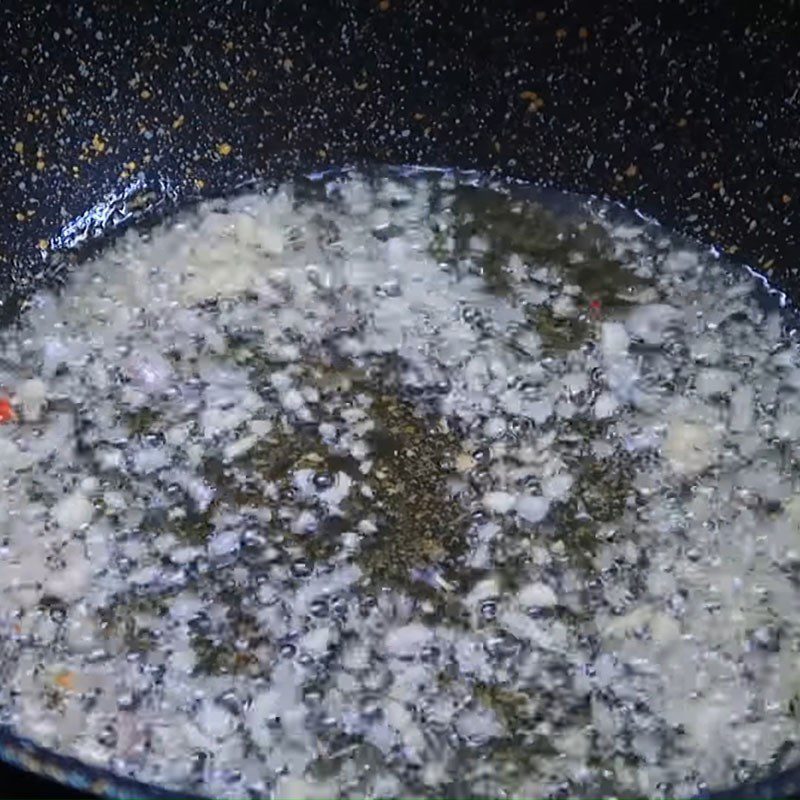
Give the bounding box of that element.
[0,726,202,800]
[2,722,800,800]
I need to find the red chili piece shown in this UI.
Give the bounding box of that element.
[0,397,17,423]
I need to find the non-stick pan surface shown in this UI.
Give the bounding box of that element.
[1,1,799,797]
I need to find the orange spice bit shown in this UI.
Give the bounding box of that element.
[54,670,76,691]
[535,10,547,21]
[624,163,638,178]
[234,652,254,669]
[216,143,232,157]
[555,28,568,41]
[378,0,390,10]
[0,398,16,423]
[520,90,545,111]
[578,26,589,39]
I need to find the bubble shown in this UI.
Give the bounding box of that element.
[291,560,311,578]
[309,598,330,618]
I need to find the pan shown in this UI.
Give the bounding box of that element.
[1,1,799,797]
